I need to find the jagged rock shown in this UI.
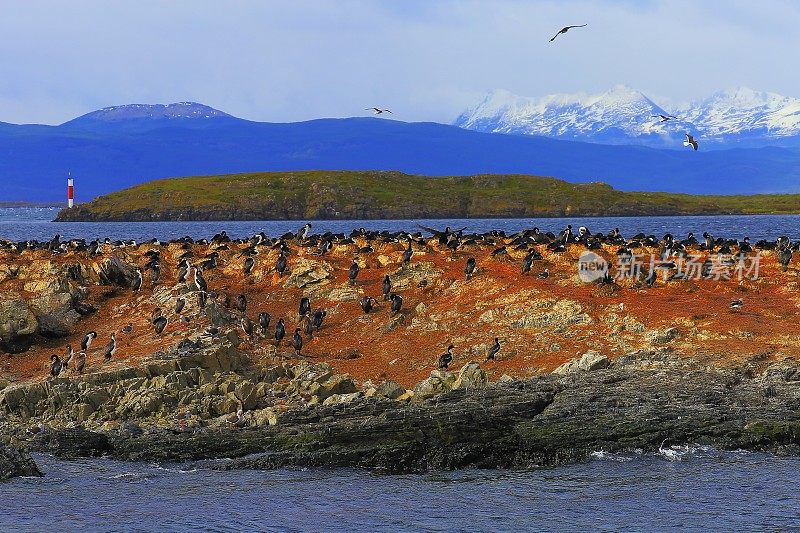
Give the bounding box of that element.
[318,375,357,400]
[322,391,363,406]
[413,370,455,401]
[97,256,137,287]
[647,327,680,345]
[390,262,442,290]
[553,350,611,375]
[29,427,112,458]
[375,379,405,399]
[0,295,38,351]
[0,444,41,480]
[284,259,333,289]
[29,291,81,337]
[453,362,488,390]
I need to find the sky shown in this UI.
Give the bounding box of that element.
[1,0,799,125]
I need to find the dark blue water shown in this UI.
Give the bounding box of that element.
[4,208,800,242]
[2,449,798,532]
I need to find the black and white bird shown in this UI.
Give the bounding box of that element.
[465,257,476,280]
[730,299,744,311]
[438,345,455,369]
[131,269,143,293]
[366,107,393,115]
[194,267,208,292]
[122,323,133,334]
[361,296,377,314]
[75,351,86,375]
[153,315,168,335]
[81,331,97,351]
[382,275,392,300]
[486,338,502,361]
[348,259,360,285]
[104,333,117,361]
[537,268,550,279]
[683,133,699,151]
[243,256,255,275]
[402,241,413,264]
[241,317,255,339]
[276,252,288,278]
[311,309,327,330]
[175,297,186,314]
[298,223,312,241]
[49,354,63,378]
[63,345,74,370]
[292,328,303,356]
[549,23,587,42]
[299,297,311,319]
[390,293,403,315]
[236,294,247,313]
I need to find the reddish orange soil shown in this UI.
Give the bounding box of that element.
[3,238,799,388]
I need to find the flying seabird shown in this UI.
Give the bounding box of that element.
[653,114,678,122]
[438,345,455,369]
[366,107,393,115]
[549,23,587,42]
[683,133,699,151]
[81,331,97,351]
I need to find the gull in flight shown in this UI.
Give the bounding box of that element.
[683,133,699,151]
[366,107,393,115]
[653,114,678,122]
[549,24,587,42]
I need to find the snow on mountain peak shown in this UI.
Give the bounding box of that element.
[456,86,800,147]
[65,102,232,125]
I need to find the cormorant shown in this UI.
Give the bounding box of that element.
[153,315,168,335]
[244,256,255,275]
[438,345,454,369]
[486,338,502,361]
[241,317,254,339]
[259,312,271,335]
[276,252,288,277]
[81,331,97,351]
[299,297,311,319]
[275,318,286,346]
[292,328,303,356]
[382,275,392,300]
[236,294,247,313]
[390,293,403,315]
[104,333,116,361]
[75,351,86,375]
[175,297,186,314]
[464,257,477,281]
[132,269,143,293]
[361,296,377,314]
[50,354,63,378]
[348,259,360,285]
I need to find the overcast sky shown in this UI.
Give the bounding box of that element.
[1,0,799,125]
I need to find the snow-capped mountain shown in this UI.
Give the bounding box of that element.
[63,102,232,126]
[455,86,800,149]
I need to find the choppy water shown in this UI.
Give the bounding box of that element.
[4,208,800,242]
[2,449,799,532]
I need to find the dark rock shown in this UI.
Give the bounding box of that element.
[29,427,112,459]
[0,444,41,480]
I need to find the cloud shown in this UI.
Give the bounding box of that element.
[0,0,798,124]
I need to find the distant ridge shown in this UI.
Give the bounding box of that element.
[2,102,800,201]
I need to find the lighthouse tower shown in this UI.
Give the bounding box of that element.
[67,174,74,208]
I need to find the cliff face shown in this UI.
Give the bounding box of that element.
[2,230,800,470]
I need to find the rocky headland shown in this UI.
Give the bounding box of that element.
[2,226,800,476]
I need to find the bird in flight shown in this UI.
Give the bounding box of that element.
[549,24,587,42]
[683,133,699,151]
[366,107,393,115]
[653,114,678,122]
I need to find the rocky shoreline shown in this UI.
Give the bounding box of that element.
[3,342,800,476]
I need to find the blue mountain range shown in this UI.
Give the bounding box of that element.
[2,102,800,201]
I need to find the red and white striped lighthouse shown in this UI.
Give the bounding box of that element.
[67,174,74,208]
